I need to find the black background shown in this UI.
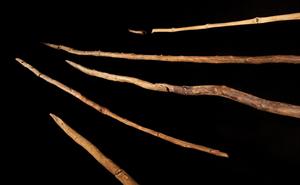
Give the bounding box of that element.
[6,1,300,184]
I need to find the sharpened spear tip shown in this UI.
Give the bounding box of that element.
[49,113,140,185]
[15,57,23,63]
[42,42,59,49]
[128,29,147,35]
[43,43,300,64]
[15,57,229,158]
[49,113,59,122]
[214,150,229,158]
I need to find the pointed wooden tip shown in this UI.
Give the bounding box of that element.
[49,113,60,123]
[65,59,74,65]
[49,113,55,118]
[219,152,229,158]
[43,42,60,49]
[49,113,66,129]
[128,29,147,35]
[211,149,229,158]
[65,60,79,69]
[15,58,29,68]
[15,57,23,63]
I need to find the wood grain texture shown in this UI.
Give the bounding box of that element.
[16,58,228,158]
[129,12,300,34]
[50,113,139,185]
[44,43,300,64]
[66,60,300,119]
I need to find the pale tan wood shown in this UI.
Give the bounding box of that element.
[16,58,228,158]
[50,113,139,185]
[44,43,300,64]
[129,12,300,34]
[66,60,300,119]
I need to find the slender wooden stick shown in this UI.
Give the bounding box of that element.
[128,29,146,35]
[16,58,228,158]
[129,12,300,34]
[65,60,300,119]
[44,43,300,64]
[49,113,139,185]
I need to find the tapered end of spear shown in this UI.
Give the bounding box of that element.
[49,113,64,127]
[15,58,30,69]
[49,113,56,120]
[211,149,229,158]
[42,42,60,50]
[15,57,23,64]
[128,29,148,35]
[65,60,79,69]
